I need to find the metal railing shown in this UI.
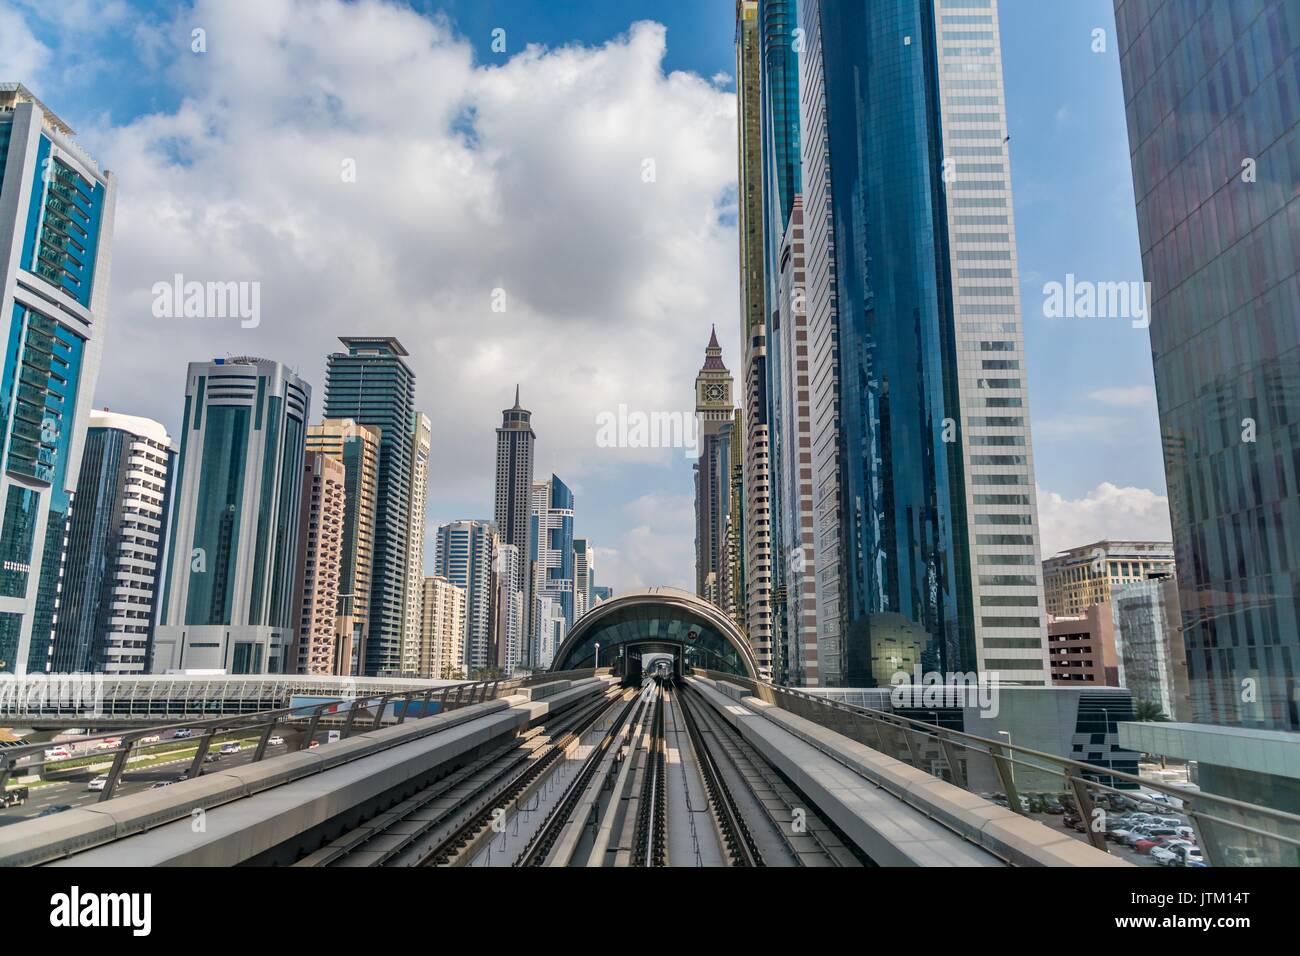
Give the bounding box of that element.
[692,671,1300,867]
[0,673,601,802]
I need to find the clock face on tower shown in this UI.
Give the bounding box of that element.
[705,383,726,403]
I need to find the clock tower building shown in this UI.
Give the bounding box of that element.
[694,328,738,615]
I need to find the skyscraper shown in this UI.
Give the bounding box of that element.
[573,536,593,621]
[735,0,773,680]
[493,541,524,675]
[760,0,806,685]
[494,386,534,663]
[531,474,575,646]
[50,410,176,674]
[434,519,496,674]
[420,574,466,680]
[400,411,431,676]
[291,450,345,675]
[1115,0,1300,729]
[694,329,736,614]
[798,0,1049,686]
[323,337,414,676]
[305,418,380,676]
[154,356,311,674]
[0,84,117,675]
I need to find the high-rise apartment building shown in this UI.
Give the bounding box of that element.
[323,337,414,676]
[531,474,575,655]
[1048,604,1120,687]
[291,450,345,675]
[305,418,380,676]
[420,574,466,680]
[50,410,175,674]
[434,519,496,674]
[573,537,593,621]
[694,330,736,615]
[154,356,310,673]
[0,84,117,675]
[400,411,431,676]
[774,198,819,686]
[494,387,535,664]
[1042,540,1176,617]
[798,0,1048,686]
[1112,575,1191,722]
[1115,0,1300,729]
[735,0,773,680]
[493,541,524,675]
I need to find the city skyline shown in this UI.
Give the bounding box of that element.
[3,0,1175,598]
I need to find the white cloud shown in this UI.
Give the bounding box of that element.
[1088,385,1156,407]
[61,0,739,576]
[1037,482,1172,558]
[595,493,695,592]
[0,1,51,83]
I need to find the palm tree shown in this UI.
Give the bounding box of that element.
[1132,699,1169,722]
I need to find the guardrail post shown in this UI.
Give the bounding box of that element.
[300,704,326,751]
[371,693,392,730]
[419,689,434,718]
[99,738,134,802]
[936,732,967,788]
[1065,772,1110,853]
[187,733,213,779]
[397,693,413,724]
[1182,802,1222,868]
[340,698,362,739]
[990,742,1027,817]
[251,720,276,763]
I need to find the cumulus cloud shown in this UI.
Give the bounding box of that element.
[1088,385,1157,407]
[0,1,51,82]
[596,493,695,591]
[37,0,739,591]
[1037,482,1172,557]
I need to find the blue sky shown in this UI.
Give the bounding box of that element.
[2,0,1172,591]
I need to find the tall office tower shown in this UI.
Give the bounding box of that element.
[798,0,1049,687]
[305,418,380,675]
[775,199,819,686]
[433,519,496,674]
[494,387,535,662]
[530,474,576,657]
[493,541,524,674]
[760,0,805,685]
[534,594,566,670]
[1115,0,1300,730]
[573,537,593,621]
[400,411,431,676]
[727,406,746,631]
[694,329,736,613]
[1042,540,1176,617]
[154,357,311,674]
[419,575,466,679]
[290,450,345,675]
[323,337,414,676]
[591,585,613,605]
[1112,575,1191,722]
[0,84,117,675]
[735,1,773,679]
[50,411,176,674]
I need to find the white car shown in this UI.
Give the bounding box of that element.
[268,735,285,747]
[139,735,161,745]
[87,775,109,792]
[1151,840,1196,865]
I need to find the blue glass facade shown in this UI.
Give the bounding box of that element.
[813,0,975,685]
[1115,0,1300,729]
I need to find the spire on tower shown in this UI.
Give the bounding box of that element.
[703,326,727,371]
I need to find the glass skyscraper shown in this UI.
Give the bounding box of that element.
[0,84,116,675]
[799,0,1048,686]
[1115,0,1300,730]
[323,336,414,676]
[154,356,311,674]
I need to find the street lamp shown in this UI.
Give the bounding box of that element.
[594,643,600,669]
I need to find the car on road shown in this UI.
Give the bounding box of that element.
[203,753,220,763]
[148,781,172,790]
[172,728,193,739]
[87,775,109,792]
[38,804,74,817]
[219,741,241,755]
[268,735,285,747]
[1,786,28,808]
[139,735,161,745]
[43,748,71,761]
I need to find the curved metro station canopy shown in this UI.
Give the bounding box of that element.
[550,588,758,679]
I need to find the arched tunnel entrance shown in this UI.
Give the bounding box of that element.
[550,587,758,686]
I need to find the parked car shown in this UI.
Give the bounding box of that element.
[1040,797,1065,815]
[1125,825,1181,847]
[1151,840,1196,865]
[1,786,28,808]
[87,775,109,792]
